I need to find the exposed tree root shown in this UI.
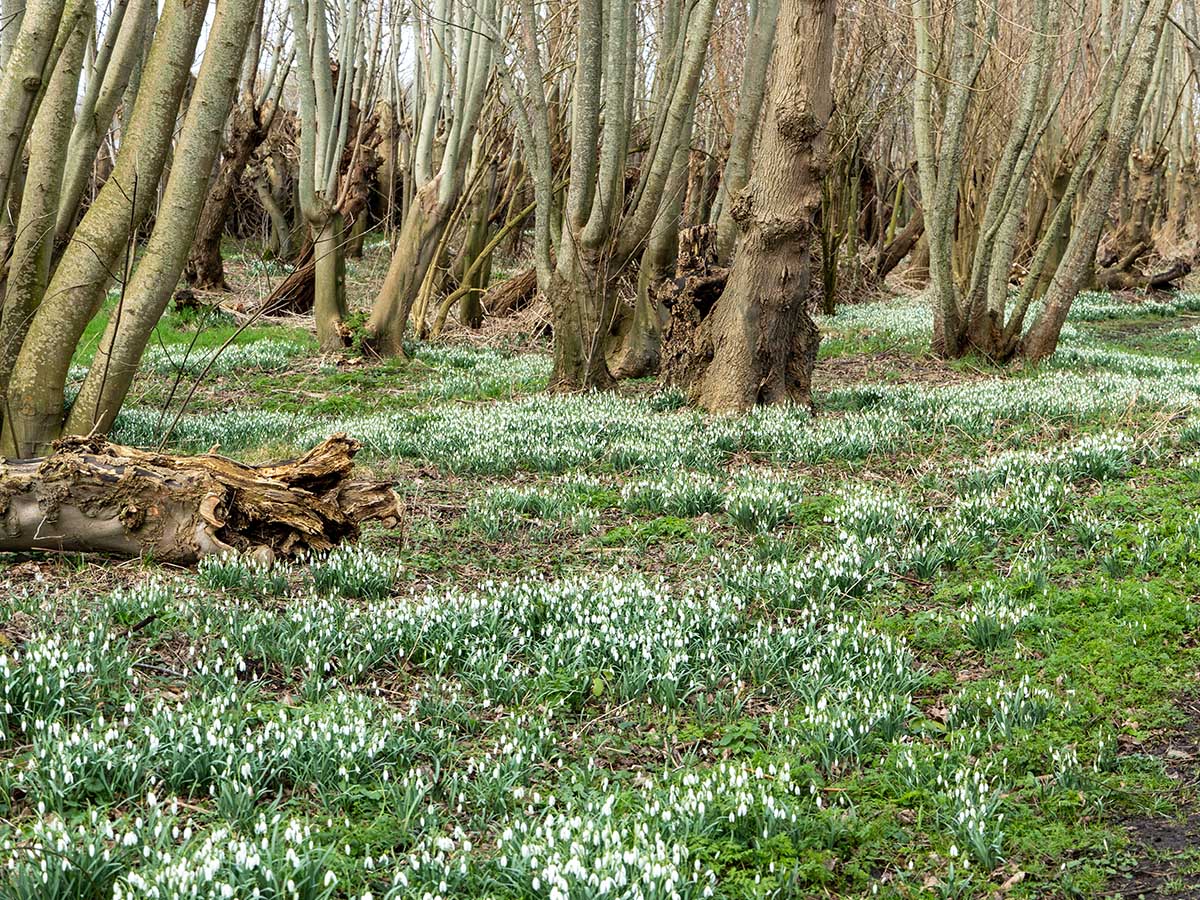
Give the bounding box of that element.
[0,434,399,563]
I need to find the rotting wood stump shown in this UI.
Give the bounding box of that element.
[0,434,400,563]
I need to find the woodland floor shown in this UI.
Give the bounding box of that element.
[2,240,1200,898]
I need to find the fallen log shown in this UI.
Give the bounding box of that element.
[0,434,400,563]
[483,266,538,317]
[1094,257,1192,292]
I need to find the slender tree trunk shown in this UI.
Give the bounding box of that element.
[456,163,498,329]
[364,180,452,355]
[0,0,25,69]
[365,0,494,355]
[0,0,69,214]
[54,0,153,248]
[4,0,207,457]
[1022,0,1170,361]
[346,212,366,258]
[313,211,349,351]
[254,155,292,259]
[611,103,694,378]
[0,0,89,394]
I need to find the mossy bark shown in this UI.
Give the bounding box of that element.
[313,212,349,352]
[63,0,259,441]
[4,0,207,456]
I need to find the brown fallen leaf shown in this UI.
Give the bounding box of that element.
[999,871,1026,893]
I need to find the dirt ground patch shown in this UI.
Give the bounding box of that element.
[1110,695,1200,899]
[815,350,992,389]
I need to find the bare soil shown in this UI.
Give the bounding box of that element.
[1110,695,1200,899]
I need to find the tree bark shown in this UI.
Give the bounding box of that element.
[482,266,538,316]
[313,211,350,351]
[63,0,260,442]
[0,0,90,394]
[662,0,836,412]
[610,99,695,379]
[546,242,617,391]
[54,0,154,247]
[0,0,68,215]
[364,180,452,355]
[0,434,399,563]
[1100,149,1160,270]
[4,0,207,456]
[456,162,499,329]
[1021,0,1171,361]
[874,206,924,280]
[710,0,778,263]
[184,100,270,291]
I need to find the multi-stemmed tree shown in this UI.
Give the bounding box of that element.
[1,0,260,455]
[916,0,1172,362]
[364,0,497,356]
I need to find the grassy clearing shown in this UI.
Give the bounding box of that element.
[2,291,1200,898]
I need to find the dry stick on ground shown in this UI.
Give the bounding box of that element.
[0,434,400,563]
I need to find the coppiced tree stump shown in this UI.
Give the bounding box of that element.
[0,434,400,563]
[658,225,730,389]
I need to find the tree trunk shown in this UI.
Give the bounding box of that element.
[184,100,269,291]
[3,0,207,457]
[711,0,779,263]
[365,180,452,355]
[662,0,835,412]
[1169,156,1199,244]
[1021,0,1171,361]
[54,0,154,248]
[346,212,366,259]
[875,206,924,280]
[313,211,349,351]
[1100,149,1159,270]
[456,164,498,330]
[1034,166,1072,298]
[61,0,260,442]
[255,148,294,259]
[610,102,695,379]
[0,0,89,395]
[546,244,616,391]
[0,0,69,214]
[0,434,399,563]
